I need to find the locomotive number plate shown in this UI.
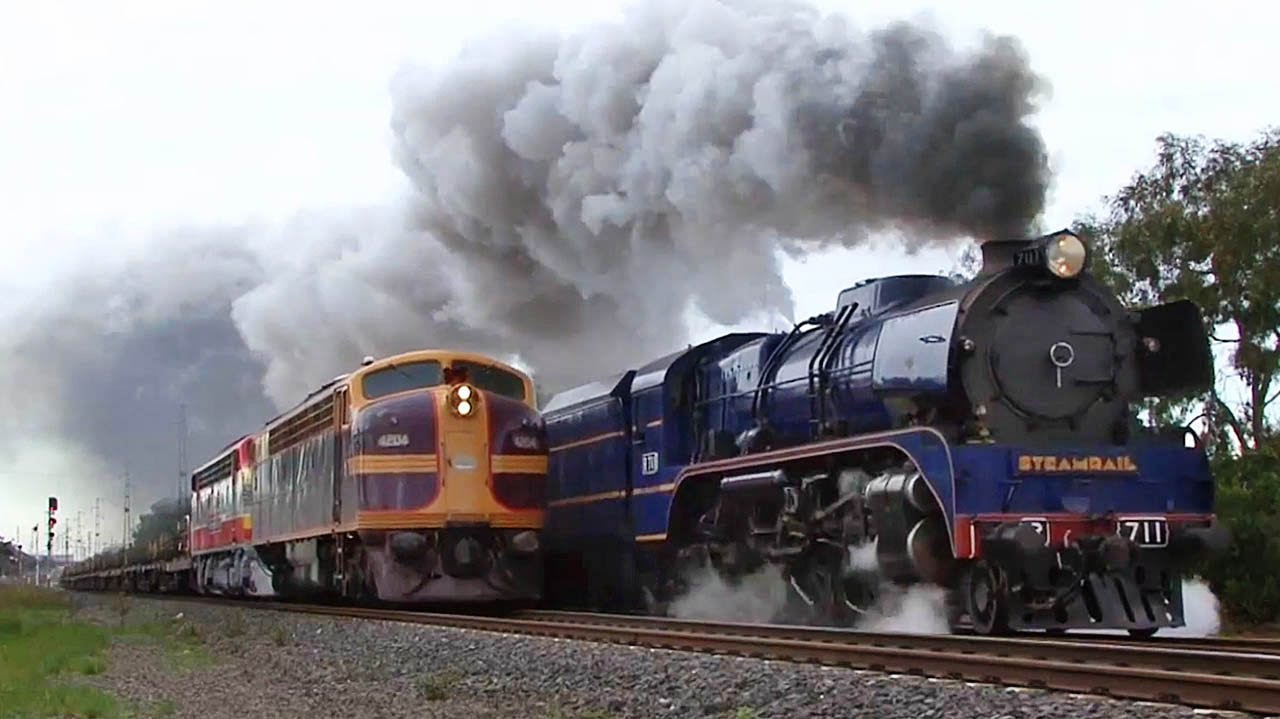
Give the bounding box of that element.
[1117,517,1169,548]
[641,451,659,476]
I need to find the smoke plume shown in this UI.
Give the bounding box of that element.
[0,230,275,513]
[240,0,1048,399]
[2,0,1049,518]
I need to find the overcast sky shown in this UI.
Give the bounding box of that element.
[1,0,1276,546]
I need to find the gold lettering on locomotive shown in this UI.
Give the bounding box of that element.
[1017,454,1139,474]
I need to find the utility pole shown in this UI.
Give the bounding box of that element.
[93,499,101,557]
[15,525,22,580]
[123,470,131,552]
[31,524,39,586]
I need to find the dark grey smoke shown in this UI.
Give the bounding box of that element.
[237,0,1048,399]
[3,0,1050,514]
[252,0,1039,391]
[0,230,275,515]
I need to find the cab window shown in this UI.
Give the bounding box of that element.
[361,360,443,399]
[452,360,526,401]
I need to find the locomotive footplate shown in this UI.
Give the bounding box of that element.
[972,520,1214,633]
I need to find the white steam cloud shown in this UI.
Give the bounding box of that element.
[668,564,791,623]
[1163,578,1221,637]
[1,0,1049,520]
[666,560,950,634]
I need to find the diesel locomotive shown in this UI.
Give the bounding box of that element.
[63,349,549,606]
[541,229,1229,635]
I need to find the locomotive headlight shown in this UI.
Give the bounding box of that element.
[449,383,477,417]
[1045,233,1087,279]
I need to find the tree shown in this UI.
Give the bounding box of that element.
[1075,128,1280,453]
[131,497,189,547]
[1192,450,1280,624]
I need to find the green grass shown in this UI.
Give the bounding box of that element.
[0,586,119,719]
[0,586,218,718]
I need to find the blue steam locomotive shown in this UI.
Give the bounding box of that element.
[541,229,1229,635]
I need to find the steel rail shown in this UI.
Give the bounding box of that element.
[209,600,1280,715]
[517,608,1280,666]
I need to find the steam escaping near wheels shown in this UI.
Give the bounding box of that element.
[667,564,791,625]
[665,552,951,635]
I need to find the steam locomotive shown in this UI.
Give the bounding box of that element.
[541,229,1229,635]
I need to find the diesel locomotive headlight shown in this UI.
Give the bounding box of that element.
[449,383,477,417]
[1045,233,1087,279]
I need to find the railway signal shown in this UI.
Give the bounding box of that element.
[47,496,58,560]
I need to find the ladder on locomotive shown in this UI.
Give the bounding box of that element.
[749,301,858,442]
[806,303,856,440]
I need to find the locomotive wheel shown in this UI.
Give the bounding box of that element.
[786,547,878,626]
[963,560,1010,635]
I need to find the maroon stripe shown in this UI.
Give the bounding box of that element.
[491,472,547,510]
[486,392,545,455]
[359,473,440,511]
[352,391,439,456]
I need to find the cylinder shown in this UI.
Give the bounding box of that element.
[907,516,955,585]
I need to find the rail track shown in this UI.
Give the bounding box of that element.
[137,595,1280,716]
[519,608,1280,657]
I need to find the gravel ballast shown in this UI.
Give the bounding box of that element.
[70,593,1252,719]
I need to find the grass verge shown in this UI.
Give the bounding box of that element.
[0,585,118,719]
[0,585,216,718]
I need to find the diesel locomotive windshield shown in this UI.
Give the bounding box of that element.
[361,360,444,399]
[360,359,527,401]
[451,360,527,401]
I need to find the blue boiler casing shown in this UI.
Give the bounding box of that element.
[540,231,1223,633]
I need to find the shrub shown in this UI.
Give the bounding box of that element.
[1194,451,1280,625]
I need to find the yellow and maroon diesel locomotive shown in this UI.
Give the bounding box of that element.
[181,349,548,604]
